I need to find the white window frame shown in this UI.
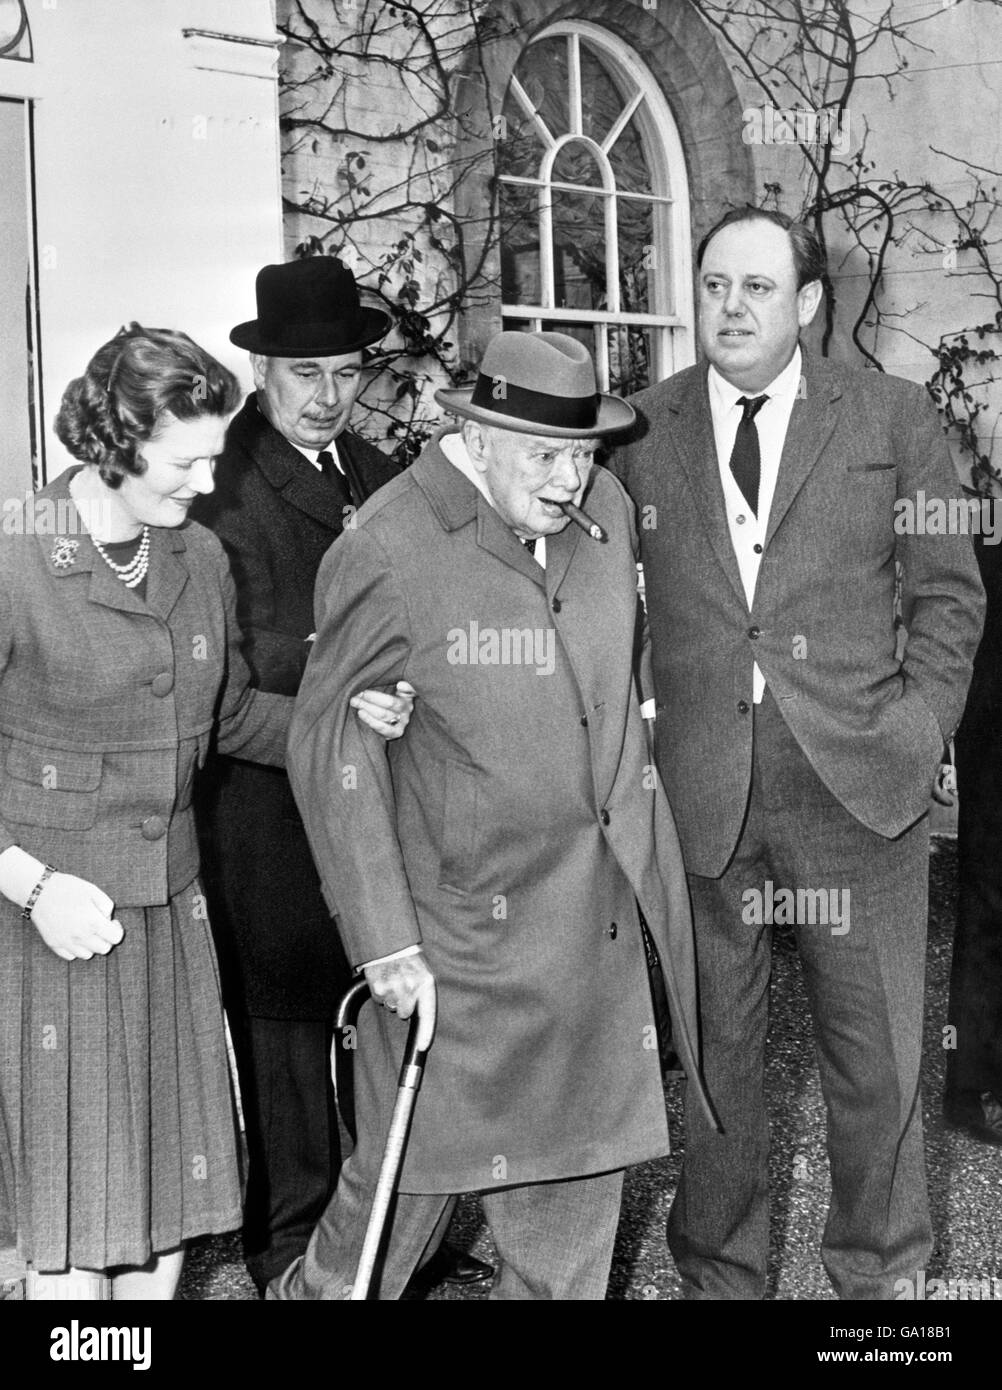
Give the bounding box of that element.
[499,19,695,386]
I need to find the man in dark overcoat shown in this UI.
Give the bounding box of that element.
[192,259,413,1293]
[613,208,984,1299]
[270,331,715,1301]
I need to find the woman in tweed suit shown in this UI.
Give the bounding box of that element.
[0,325,406,1300]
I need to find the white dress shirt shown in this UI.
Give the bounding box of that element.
[708,346,803,702]
[294,440,344,474]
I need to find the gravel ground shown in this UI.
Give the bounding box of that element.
[178,837,1000,1301]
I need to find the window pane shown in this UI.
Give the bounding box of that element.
[552,140,603,188]
[511,36,569,142]
[498,86,548,178]
[499,181,540,304]
[618,197,655,314]
[609,326,652,396]
[552,189,607,310]
[579,41,631,146]
[607,109,653,195]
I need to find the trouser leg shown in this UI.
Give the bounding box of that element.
[481,1170,624,1301]
[756,692,931,1299]
[232,1014,341,1291]
[668,691,933,1299]
[667,851,773,1299]
[267,1150,452,1301]
[786,811,931,1299]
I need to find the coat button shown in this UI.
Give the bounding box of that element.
[551,597,562,613]
[141,815,167,841]
[748,626,760,640]
[580,714,588,727]
[608,921,618,940]
[600,809,611,825]
[151,672,174,697]
[737,700,750,714]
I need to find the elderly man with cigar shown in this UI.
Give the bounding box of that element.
[269,331,714,1300]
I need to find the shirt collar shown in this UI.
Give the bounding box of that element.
[292,441,342,472]
[708,344,803,414]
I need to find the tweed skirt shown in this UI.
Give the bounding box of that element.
[0,878,242,1271]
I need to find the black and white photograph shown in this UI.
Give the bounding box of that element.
[0,0,1000,1363]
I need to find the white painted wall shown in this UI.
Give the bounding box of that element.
[0,0,284,480]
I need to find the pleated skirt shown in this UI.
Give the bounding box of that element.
[0,878,242,1271]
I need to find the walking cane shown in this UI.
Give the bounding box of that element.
[332,977,437,1300]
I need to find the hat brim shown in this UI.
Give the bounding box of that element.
[434,387,636,439]
[229,306,392,357]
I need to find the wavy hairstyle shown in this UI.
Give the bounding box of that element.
[54,323,241,488]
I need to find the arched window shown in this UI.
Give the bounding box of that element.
[0,0,31,61]
[498,20,693,394]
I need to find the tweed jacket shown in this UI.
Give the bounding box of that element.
[614,353,985,877]
[288,436,715,1193]
[190,396,400,1017]
[0,468,289,908]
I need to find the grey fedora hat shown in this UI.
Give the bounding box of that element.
[435,331,635,438]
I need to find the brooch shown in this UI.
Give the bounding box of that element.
[51,537,79,570]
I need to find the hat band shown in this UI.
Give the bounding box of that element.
[258,315,367,348]
[469,373,599,429]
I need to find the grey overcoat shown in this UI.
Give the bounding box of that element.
[288,436,715,1194]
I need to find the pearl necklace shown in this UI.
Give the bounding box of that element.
[91,526,151,588]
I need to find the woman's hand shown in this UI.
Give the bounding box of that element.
[30,873,125,962]
[351,680,416,741]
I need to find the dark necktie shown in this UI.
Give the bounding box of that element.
[728,395,769,516]
[317,450,352,516]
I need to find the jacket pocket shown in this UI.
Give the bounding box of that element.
[0,740,102,830]
[437,758,478,895]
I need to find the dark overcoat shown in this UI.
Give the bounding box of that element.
[192,395,399,1018]
[288,437,715,1194]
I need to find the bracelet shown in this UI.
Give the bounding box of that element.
[22,865,56,922]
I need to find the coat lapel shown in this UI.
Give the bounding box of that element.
[765,357,845,545]
[658,367,747,607]
[475,502,547,590]
[411,435,546,591]
[239,396,350,533]
[145,528,190,621]
[545,505,583,600]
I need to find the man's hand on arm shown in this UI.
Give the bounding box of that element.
[351,680,416,740]
[363,949,436,1051]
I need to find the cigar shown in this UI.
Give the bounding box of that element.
[560,500,607,542]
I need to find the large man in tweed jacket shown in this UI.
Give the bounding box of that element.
[613,209,984,1300]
